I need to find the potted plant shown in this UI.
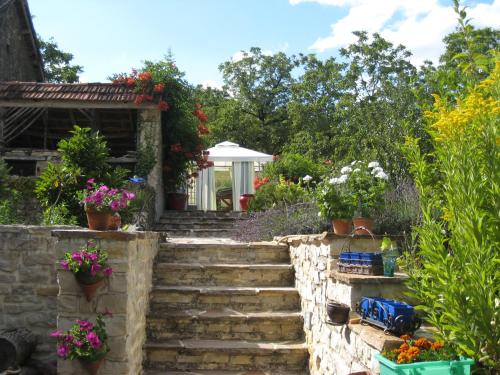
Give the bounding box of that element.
[60,241,113,301]
[81,179,135,230]
[345,161,388,235]
[51,313,111,375]
[376,335,474,375]
[316,170,354,235]
[380,235,398,277]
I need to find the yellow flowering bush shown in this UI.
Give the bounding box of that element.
[404,61,499,371]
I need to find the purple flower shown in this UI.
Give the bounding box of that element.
[109,188,119,196]
[60,260,69,270]
[63,334,74,343]
[103,267,113,276]
[90,263,101,276]
[93,191,104,206]
[84,196,94,204]
[86,332,101,349]
[72,252,83,264]
[74,340,83,348]
[50,330,62,338]
[123,191,135,201]
[110,200,121,212]
[87,178,95,185]
[57,343,70,358]
[98,185,110,193]
[88,252,98,262]
[77,320,94,332]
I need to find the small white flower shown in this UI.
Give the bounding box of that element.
[353,168,361,173]
[338,174,348,184]
[340,166,352,174]
[329,177,339,185]
[368,161,380,169]
[351,160,359,166]
[318,212,322,217]
[303,175,313,182]
[371,166,383,175]
[375,171,388,180]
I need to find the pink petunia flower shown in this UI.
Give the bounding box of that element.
[90,263,101,276]
[110,200,121,212]
[57,343,70,358]
[86,332,101,349]
[76,320,94,331]
[104,267,113,276]
[60,260,69,270]
[50,330,63,338]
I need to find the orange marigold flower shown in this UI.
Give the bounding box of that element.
[432,341,444,350]
[414,338,432,349]
[407,346,420,356]
[399,343,410,351]
[400,334,411,341]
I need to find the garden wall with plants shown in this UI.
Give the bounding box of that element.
[0,225,75,361]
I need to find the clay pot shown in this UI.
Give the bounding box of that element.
[85,207,111,231]
[79,279,104,302]
[239,194,254,211]
[107,214,121,231]
[167,193,188,211]
[331,219,352,235]
[352,217,374,236]
[80,355,105,375]
[326,301,350,325]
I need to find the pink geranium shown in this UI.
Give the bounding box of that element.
[81,181,135,213]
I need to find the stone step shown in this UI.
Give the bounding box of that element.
[156,222,237,230]
[145,370,308,375]
[153,263,294,287]
[160,210,246,219]
[156,229,235,238]
[143,339,309,372]
[150,286,301,312]
[158,242,290,264]
[147,310,304,342]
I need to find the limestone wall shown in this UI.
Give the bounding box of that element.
[0,225,75,361]
[286,233,406,375]
[54,230,159,375]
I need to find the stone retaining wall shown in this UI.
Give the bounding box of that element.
[54,230,159,375]
[285,233,406,375]
[0,225,76,361]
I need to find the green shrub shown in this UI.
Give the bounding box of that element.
[249,177,310,212]
[403,67,499,371]
[263,153,325,182]
[0,159,11,199]
[42,204,78,225]
[0,197,18,224]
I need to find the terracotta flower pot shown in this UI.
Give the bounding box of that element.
[167,193,188,211]
[239,194,254,211]
[80,355,105,375]
[79,279,104,302]
[331,219,351,235]
[107,213,121,231]
[352,217,374,236]
[85,207,111,231]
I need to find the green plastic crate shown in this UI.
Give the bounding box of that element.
[375,353,474,375]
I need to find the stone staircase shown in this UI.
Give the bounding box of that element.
[143,239,309,374]
[153,210,244,238]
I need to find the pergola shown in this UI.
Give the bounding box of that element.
[196,141,272,211]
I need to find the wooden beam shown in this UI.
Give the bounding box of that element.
[0,108,6,150]
[0,100,153,110]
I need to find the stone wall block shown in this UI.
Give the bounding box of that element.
[57,270,80,294]
[97,294,127,314]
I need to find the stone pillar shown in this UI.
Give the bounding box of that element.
[54,230,159,375]
[137,109,163,222]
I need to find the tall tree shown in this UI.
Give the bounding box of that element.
[39,37,83,83]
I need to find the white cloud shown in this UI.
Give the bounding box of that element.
[201,80,223,89]
[290,0,500,65]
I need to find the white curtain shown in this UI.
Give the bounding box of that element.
[196,167,216,211]
[232,162,255,211]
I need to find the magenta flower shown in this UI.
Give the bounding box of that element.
[88,252,98,262]
[110,200,121,212]
[124,191,135,201]
[104,267,113,276]
[74,340,83,348]
[76,320,94,331]
[60,260,69,270]
[57,343,70,358]
[90,263,102,276]
[109,188,119,196]
[86,332,101,349]
[63,334,74,343]
[99,185,110,193]
[87,178,95,185]
[50,330,62,338]
[72,252,83,264]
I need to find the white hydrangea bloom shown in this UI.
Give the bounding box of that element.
[375,171,389,180]
[368,161,380,168]
[353,168,361,173]
[338,174,348,184]
[371,166,383,175]
[329,177,338,185]
[351,160,359,166]
[303,175,313,182]
[340,166,352,174]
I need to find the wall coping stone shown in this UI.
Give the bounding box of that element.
[348,323,404,351]
[277,232,404,245]
[330,270,408,285]
[51,229,159,241]
[0,225,78,233]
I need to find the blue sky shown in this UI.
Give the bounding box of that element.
[29,0,499,87]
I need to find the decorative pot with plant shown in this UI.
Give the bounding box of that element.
[60,241,113,301]
[376,335,474,375]
[344,161,388,235]
[316,171,354,235]
[81,179,135,230]
[380,235,398,277]
[51,313,111,375]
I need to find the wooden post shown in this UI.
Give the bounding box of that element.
[42,108,48,149]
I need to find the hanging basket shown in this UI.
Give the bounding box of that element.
[79,352,107,375]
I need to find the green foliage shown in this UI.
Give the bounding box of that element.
[315,173,353,219]
[42,204,77,225]
[249,177,310,212]
[0,159,11,199]
[38,37,83,83]
[263,153,325,182]
[403,66,499,370]
[36,126,129,225]
[0,198,18,224]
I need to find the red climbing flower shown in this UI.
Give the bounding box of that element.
[197,124,210,135]
[153,83,165,93]
[158,100,170,111]
[138,72,152,81]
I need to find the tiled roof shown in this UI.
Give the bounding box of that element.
[0,82,139,103]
